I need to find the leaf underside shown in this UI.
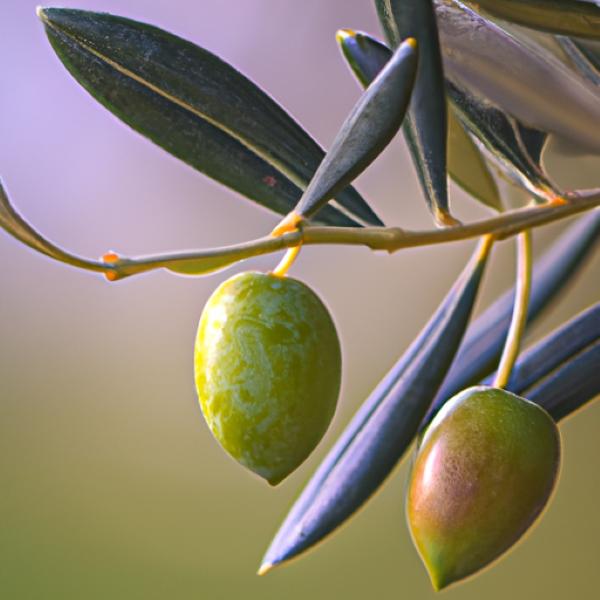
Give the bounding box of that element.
[261,235,493,572]
[261,211,600,572]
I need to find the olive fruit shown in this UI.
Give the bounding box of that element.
[194,271,341,485]
[407,385,560,590]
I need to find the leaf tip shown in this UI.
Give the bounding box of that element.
[335,28,356,44]
[257,562,274,577]
[36,6,49,23]
[405,37,418,51]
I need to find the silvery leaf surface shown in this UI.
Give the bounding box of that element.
[375,0,453,225]
[435,0,600,155]
[466,0,600,40]
[260,236,493,572]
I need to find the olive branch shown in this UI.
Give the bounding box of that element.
[2,0,600,592]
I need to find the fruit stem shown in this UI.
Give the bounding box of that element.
[494,229,533,388]
[272,244,302,277]
[270,211,304,277]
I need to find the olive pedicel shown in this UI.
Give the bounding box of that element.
[194,271,342,485]
[407,385,561,591]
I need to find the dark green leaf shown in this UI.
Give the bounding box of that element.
[436,0,600,156]
[467,0,600,40]
[375,0,454,225]
[337,30,501,211]
[260,235,493,573]
[38,8,382,227]
[422,210,600,426]
[295,39,418,219]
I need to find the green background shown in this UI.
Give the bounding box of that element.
[1,1,598,598]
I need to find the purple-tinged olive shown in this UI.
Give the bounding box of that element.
[407,385,560,590]
[194,271,341,486]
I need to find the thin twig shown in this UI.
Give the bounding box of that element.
[1,180,599,279]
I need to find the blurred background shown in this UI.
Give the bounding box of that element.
[1,2,598,599]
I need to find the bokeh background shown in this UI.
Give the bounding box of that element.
[1,2,599,599]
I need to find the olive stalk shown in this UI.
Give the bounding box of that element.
[1,181,599,280]
[494,229,533,389]
[272,245,302,278]
[107,189,599,279]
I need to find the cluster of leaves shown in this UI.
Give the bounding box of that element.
[1,0,599,591]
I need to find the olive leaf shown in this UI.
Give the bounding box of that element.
[572,39,600,74]
[556,37,600,86]
[295,39,418,220]
[436,0,600,157]
[423,209,600,425]
[476,302,600,422]
[466,0,600,40]
[260,235,493,573]
[489,302,600,420]
[375,0,454,226]
[37,8,382,228]
[259,210,599,572]
[0,179,291,280]
[528,339,600,421]
[447,81,558,199]
[0,180,108,274]
[336,30,502,211]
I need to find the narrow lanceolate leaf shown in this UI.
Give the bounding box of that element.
[486,302,600,409]
[294,39,418,220]
[481,303,600,420]
[467,0,600,40]
[0,180,293,280]
[0,180,108,274]
[447,81,557,200]
[556,37,600,86]
[260,235,493,574]
[573,39,600,74]
[528,339,600,421]
[37,8,381,228]
[422,209,600,427]
[337,30,501,211]
[435,1,600,155]
[375,0,454,226]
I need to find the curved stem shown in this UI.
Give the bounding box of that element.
[494,229,533,388]
[1,179,598,280]
[272,245,302,277]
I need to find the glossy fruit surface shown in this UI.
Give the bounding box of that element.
[194,271,341,485]
[407,385,560,590]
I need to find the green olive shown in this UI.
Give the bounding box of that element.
[194,271,342,485]
[407,385,561,591]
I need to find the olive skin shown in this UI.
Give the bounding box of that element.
[194,271,341,485]
[407,385,560,591]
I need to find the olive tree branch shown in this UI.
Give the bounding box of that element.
[1,180,598,280]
